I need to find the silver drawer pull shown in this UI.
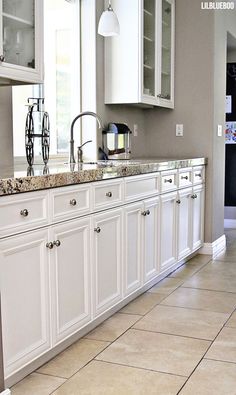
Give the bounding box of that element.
[164,178,173,183]
[191,194,197,199]
[176,200,181,204]
[94,226,101,233]
[195,173,202,178]
[46,242,54,249]
[70,199,77,206]
[106,192,113,198]
[20,209,29,217]
[53,240,61,247]
[181,176,188,180]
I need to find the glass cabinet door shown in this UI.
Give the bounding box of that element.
[143,0,156,97]
[2,0,35,69]
[161,0,172,100]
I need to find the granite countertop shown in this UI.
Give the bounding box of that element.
[0,157,207,196]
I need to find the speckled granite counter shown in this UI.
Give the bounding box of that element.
[0,158,207,196]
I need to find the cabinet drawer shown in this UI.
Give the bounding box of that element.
[161,170,177,192]
[178,168,192,188]
[124,173,160,202]
[0,191,49,238]
[92,180,123,211]
[193,166,205,184]
[51,185,90,222]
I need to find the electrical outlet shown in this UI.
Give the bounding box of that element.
[176,124,184,137]
[133,124,138,137]
[217,124,223,137]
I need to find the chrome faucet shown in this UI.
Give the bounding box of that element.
[69,111,103,164]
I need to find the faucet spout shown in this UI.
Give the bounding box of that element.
[69,111,103,164]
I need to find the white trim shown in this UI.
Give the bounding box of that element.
[0,389,11,395]
[199,235,226,258]
[224,219,236,229]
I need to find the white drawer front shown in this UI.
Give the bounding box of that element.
[125,173,160,202]
[161,170,177,192]
[51,185,90,222]
[178,168,192,188]
[92,180,123,210]
[0,191,49,238]
[193,166,205,184]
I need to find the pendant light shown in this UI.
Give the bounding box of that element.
[98,0,120,37]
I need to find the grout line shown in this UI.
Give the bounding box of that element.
[204,357,236,365]
[131,327,218,342]
[180,286,236,295]
[34,371,68,380]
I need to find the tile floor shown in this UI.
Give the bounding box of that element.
[10,232,236,395]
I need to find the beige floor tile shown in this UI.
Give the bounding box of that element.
[183,267,236,293]
[134,305,229,340]
[187,254,212,265]
[226,311,236,327]
[37,339,109,379]
[161,287,236,313]
[179,359,236,395]
[11,373,65,395]
[214,250,236,262]
[206,327,236,363]
[85,313,141,342]
[168,264,203,280]
[120,292,165,315]
[52,360,186,395]
[96,329,210,377]
[148,277,183,295]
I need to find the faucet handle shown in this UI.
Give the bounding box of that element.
[77,140,92,163]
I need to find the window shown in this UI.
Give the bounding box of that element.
[12,0,81,162]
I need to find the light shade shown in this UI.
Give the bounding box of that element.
[98,4,120,37]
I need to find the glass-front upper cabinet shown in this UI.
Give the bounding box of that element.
[0,0,43,84]
[160,0,173,101]
[143,0,156,98]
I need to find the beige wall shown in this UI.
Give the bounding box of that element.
[0,87,13,168]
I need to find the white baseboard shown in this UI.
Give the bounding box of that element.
[0,389,11,395]
[224,219,236,229]
[199,235,226,258]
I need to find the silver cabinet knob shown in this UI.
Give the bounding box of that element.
[94,226,101,233]
[20,209,29,217]
[46,242,54,249]
[106,192,113,198]
[146,210,150,215]
[181,176,188,180]
[53,240,61,247]
[141,211,147,216]
[0,55,5,62]
[70,199,77,206]
[176,200,181,204]
[191,194,197,199]
[164,178,173,183]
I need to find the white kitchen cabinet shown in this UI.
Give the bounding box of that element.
[176,188,192,260]
[123,202,143,296]
[143,197,160,282]
[50,218,91,346]
[92,209,122,317]
[0,229,50,379]
[0,0,43,84]
[160,191,177,271]
[192,184,205,251]
[105,0,175,108]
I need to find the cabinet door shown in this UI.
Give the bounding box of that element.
[160,191,177,271]
[123,202,142,296]
[0,1,43,83]
[92,209,122,317]
[177,188,192,260]
[156,0,175,107]
[192,185,205,251]
[50,218,91,345]
[0,229,50,379]
[143,197,160,283]
[143,0,156,100]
